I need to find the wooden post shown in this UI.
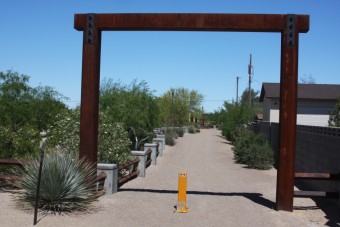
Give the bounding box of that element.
[79,14,102,164]
[74,14,309,210]
[276,15,299,211]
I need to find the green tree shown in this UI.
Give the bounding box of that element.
[158,88,204,126]
[100,79,159,149]
[329,98,340,127]
[220,101,254,141]
[0,70,32,129]
[0,70,68,159]
[30,85,68,131]
[239,88,262,115]
[299,73,316,84]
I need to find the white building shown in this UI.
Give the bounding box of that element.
[259,83,340,126]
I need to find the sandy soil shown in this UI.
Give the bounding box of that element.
[1,129,339,226]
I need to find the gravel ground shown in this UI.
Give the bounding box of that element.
[0,129,339,226]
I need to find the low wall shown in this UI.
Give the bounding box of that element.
[251,121,340,192]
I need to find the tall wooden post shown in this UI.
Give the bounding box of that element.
[276,14,299,211]
[79,14,101,164]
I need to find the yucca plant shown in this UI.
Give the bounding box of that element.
[15,152,99,213]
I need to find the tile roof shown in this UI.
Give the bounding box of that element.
[259,83,340,102]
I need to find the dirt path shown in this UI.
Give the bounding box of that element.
[0,129,336,226]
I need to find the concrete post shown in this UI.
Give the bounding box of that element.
[144,143,159,164]
[152,138,163,157]
[131,150,148,177]
[97,163,118,195]
[157,134,166,148]
[156,134,165,152]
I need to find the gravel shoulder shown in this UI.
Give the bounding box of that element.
[0,129,338,226]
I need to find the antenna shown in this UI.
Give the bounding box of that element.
[248,53,253,106]
[236,76,240,104]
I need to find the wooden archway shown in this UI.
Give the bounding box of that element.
[74,13,309,211]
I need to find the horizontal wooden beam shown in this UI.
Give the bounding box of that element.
[294,191,339,199]
[0,158,28,166]
[74,13,309,33]
[295,172,340,181]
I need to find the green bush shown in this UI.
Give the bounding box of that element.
[46,110,133,164]
[15,153,99,213]
[175,128,184,137]
[46,110,80,158]
[99,113,132,164]
[0,125,40,159]
[100,79,160,149]
[165,132,176,146]
[188,126,196,134]
[229,125,250,144]
[0,70,68,159]
[220,102,255,142]
[165,129,177,146]
[233,131,274,170]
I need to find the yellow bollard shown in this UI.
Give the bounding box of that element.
[176,172,188,213]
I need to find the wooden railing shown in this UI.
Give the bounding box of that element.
[95,172,107,192]
[0,158,27,182]
[145,149,152,168]
[156,143,160,157]
[118,157,140,188]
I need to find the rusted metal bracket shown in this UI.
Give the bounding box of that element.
[287,14,296,46]
[86,14,95,44]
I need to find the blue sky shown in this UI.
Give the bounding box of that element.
[1,1,340,112]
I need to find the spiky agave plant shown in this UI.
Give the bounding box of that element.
[15,153,99,213]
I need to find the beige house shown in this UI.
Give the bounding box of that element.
[259,83,340,126]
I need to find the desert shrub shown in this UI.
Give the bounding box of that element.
[99,114,132,164]
[46,110,80,157]
[15,153,99,213]
[175,128,184,137]
[220,101,255,142]
[233,131,274,170]
[165,133,176,146]
[0,124,40,159]
[188,126,196,134]
[164,129,177,146]
[46,110,133,164]
[229,125,250,144]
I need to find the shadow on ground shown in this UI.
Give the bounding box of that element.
[294,182,340,226]
[119,188,275,210]
[294,198,340,226]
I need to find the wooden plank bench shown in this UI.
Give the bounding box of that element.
[294,191,339,199]
[294,172,340,199]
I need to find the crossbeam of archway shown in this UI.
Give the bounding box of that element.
[74,13,309,212]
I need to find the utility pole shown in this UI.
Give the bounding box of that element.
[171,89,175,127]
[236,76,240,104]
[248,53,253,106]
